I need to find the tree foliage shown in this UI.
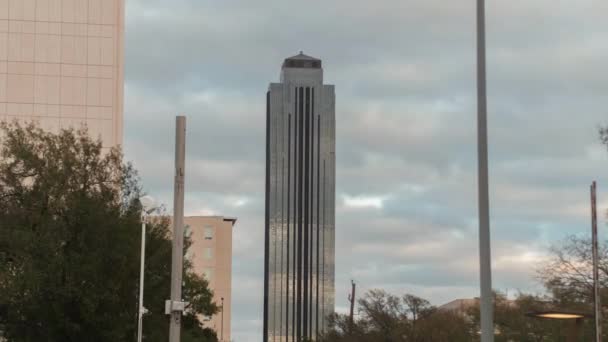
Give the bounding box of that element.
[539,235,608,308]
[600,126,608,148]
[534,235,608,340]
[0,123,218,341]
[322,287,597,342]
[322,290,473,342]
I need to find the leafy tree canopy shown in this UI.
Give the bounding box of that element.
[0,123,218,341]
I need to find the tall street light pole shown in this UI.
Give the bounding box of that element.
[137,196,155,342]
[137,218,146,342]
[476,0,493,341]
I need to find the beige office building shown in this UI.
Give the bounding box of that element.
[0,0,124,147]
[184,216,236,342]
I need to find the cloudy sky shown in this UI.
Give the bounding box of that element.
[122,1,608,340]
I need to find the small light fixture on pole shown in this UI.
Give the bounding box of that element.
[137,195,156,342]
[220,297,224,342]
[526,310,591,342]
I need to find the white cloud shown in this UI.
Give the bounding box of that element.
[193,207,216,216]
[342,194,387,209]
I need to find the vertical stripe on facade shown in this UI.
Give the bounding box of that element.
[316,113,321,339]
[321,160,326,332]
[264,90,270,342]
[303,86,310,339]
[286,113,291,340]
[279,155,284,340]
[291,86,296,340]
[297,86,304,340]
[308,87,316,338]
[292,88,297,342]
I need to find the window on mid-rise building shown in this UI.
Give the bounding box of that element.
[204,226,213,240]
[204,247,213,260]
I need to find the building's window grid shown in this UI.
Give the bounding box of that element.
[0,0,121,147]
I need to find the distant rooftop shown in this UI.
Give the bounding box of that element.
[185,215,238,226]
[438,298,479,312]
[164,215,238,227]
[282,51,322,69]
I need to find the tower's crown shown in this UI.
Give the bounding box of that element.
[282,51,322,69]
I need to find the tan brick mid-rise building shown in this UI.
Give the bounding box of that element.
[0,0,124,147]
[183,216,236,342]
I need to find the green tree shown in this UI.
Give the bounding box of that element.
[0,123,218,341]
[466,292,580,342]
[322,290,474,342]
[402,294,432,338]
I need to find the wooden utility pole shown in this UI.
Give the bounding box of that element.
[591,181,601,342]
[348,280,356,329]
[168,116,187,342]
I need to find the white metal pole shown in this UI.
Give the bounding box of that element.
[591,181,601,342]
[476,0,494,341]
[137,221,146,342]
[169,116,187,342]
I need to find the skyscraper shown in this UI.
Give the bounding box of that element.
[264,52,335,341]
[0,0,124,148]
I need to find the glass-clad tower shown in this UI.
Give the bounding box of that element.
[264,52,335,342]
